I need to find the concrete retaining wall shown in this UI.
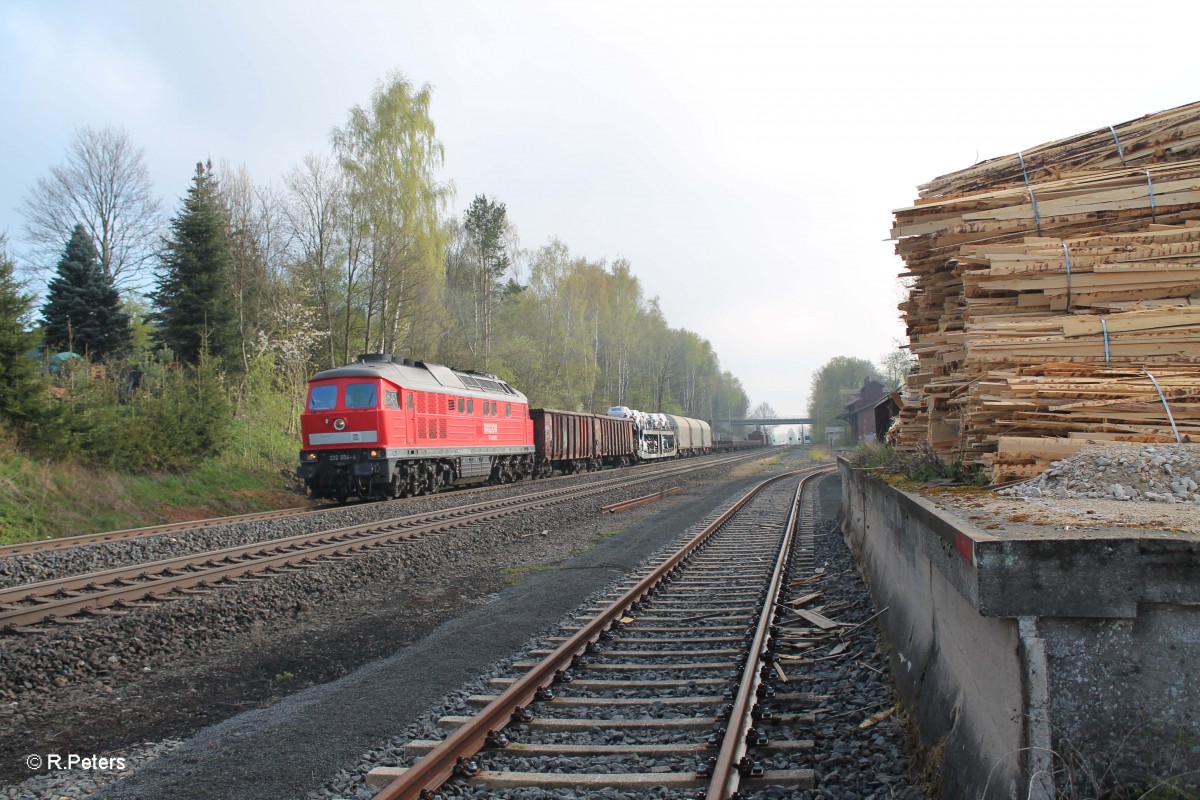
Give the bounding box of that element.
[839,460,1200,799]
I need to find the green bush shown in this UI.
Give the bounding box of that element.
[62,353,232,472]
[219,352,301,473]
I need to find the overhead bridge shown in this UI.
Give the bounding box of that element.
[718,418,813,426]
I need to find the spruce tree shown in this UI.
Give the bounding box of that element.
[42,224,131,359]
[153,161,237,364]
[0,236,48,432]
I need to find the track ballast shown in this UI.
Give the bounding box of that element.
[365,467,835,799]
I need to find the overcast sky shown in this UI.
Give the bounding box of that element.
[3,0,1199,418]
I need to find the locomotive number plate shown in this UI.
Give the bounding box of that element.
[326,453,356,461]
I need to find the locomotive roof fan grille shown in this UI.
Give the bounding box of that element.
[355,353,419,367]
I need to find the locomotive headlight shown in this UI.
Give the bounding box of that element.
[303,451,317,461]
[368,449,380,458]
[333,418,346,431]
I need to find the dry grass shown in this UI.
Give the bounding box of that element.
[728,451,782,478]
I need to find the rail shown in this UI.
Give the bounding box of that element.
[370,464,833,800]
[0,453,780,631]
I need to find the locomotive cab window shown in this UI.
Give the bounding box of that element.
[491,401,497,415]
[467,399,474,414]
[484,402,490,416]
[344,383,378,409]
[458,398,464,413]
[406,393,413,410]
[385,390,400,409]
[505,403,511,417]
[308,385,337,410]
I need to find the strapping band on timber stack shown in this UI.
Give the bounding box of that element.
[889,101,1200,481]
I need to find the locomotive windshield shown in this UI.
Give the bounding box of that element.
[308,384,337,410]
[344,383,378,409]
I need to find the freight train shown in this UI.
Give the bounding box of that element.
[713,428,754,452]
[297,354,758,501]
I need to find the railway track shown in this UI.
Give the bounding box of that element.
[365,465,834,799]
[0,452,776,633]
[0,451,762,559]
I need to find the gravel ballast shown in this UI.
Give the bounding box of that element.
[1002,442,1200,504]
[3,455,789,797]
[294,469,919,800]
[3,453,921,799]
[0,459,729,590]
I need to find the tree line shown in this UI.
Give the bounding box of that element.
[0,73,750,474]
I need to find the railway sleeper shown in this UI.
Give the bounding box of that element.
[402,739,814,756]
[365,765,815,791]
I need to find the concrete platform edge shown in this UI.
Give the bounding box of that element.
[838,458,1200,800]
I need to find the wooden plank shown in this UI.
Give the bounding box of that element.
[791,608,840,630]
[996,437,1094,460]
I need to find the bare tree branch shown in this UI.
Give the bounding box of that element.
[20,126,162,292]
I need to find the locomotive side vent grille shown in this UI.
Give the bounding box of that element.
[438,419,447,438]
[418,418,427,439]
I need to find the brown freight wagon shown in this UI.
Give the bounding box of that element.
[530,409,635,477]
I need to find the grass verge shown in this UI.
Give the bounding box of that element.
[0,447,302,546]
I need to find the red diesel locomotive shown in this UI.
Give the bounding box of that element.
[298,354,534,500]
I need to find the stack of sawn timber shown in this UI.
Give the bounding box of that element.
[890,101,1200,482]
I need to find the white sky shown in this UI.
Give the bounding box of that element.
[3,0,1199,416]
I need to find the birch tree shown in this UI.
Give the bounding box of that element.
[596,260,640,405]
[445,196,517,368]
[219,162,287,372]
[332,74,451,358]
[284,154,346,368]
[878,339,916,387]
